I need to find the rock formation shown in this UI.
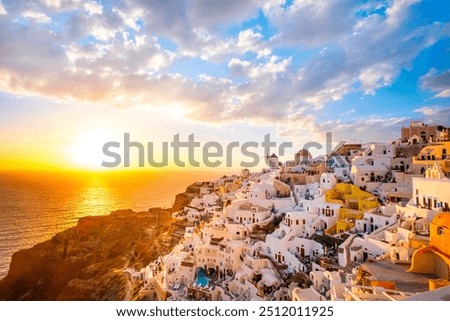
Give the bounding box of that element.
[0,187,196,300]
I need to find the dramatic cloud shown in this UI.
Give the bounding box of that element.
[414,106,450,125]
[264,0,357,46]
[420,69,450,98]
[0,0,448,135]
[187,0,260,29]
[290,1,447,109]
[274,111,411,156]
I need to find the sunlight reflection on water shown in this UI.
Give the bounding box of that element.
[0,170,218,279]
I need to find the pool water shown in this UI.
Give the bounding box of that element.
[196,269,209,286]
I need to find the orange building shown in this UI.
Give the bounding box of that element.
[409,212,450,285]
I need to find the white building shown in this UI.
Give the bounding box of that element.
[226,200,272,225]
[354,206,397,234]
[268,153,279,169]
[292,287,326,301]
[351,165,389,191]
[310,270,342,296]
[351,143,397,191]
[328,156,351,180]
[197,239,246,279]
[413,164,450,211]
[247,182,294,210]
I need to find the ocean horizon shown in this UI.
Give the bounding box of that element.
[0,170,220,280]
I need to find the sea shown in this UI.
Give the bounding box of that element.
[0,170,220,280]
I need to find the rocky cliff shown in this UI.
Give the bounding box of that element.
[0,188,196,300]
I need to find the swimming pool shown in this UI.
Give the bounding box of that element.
[196,269,209,287]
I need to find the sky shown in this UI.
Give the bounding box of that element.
[0,0,449,171]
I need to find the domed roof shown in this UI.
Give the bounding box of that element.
[296,149,312,157]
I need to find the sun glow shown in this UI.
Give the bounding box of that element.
[68,129,114,169]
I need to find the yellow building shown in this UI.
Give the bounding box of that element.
[325,183,379,233]
[413,141,450,176]
[409,212,450,287]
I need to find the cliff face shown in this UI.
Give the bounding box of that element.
[0,189,196,300]
[172,190,196,212]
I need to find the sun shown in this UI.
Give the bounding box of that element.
[69,129,115,169]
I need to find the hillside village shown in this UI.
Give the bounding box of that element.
[133,122,450,301]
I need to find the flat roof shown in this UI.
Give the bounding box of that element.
[401,285,450,301]
[362,259,437,293]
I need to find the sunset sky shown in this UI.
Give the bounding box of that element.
[0,0,449,171]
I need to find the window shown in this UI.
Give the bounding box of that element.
[437,226,444,236]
